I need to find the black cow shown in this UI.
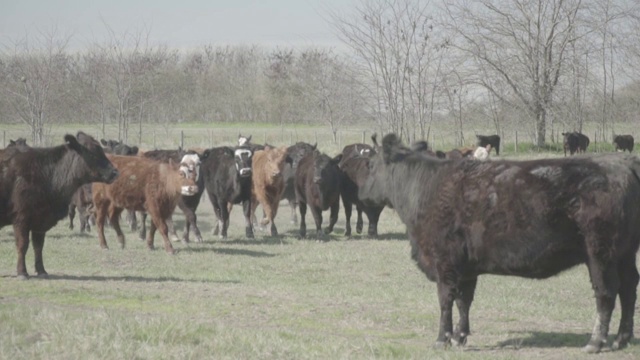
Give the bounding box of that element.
[358,133,640,353]
[141,149,204,243]
[476,134,500,156]
[295,150,343,239]
[0,132,118,279]
[8,138,29,150]
[281,142,317,224]
[613,134,634,153]
[562,131,590,156]
[339,143,374,166]
[339,155,384,237]
[201,146,254,239]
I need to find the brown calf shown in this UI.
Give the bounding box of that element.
[251,146,291,236]
[92,154,198,254]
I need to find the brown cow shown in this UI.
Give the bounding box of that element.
[251,146,291,236]
[92,154,198,254]
[68,184,94,233]
[0,132,119,279]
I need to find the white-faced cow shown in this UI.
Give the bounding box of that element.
[0,132,119,279]
[613,134,634,153]
[475,134,500,156]
[92,154,198,254]
[201,146,254,239]
[295,150,343,239]
[359,133,640,353]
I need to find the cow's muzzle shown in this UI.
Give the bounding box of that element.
[239,168,252,177]
[104,168,119,184]
[181,185,199,196]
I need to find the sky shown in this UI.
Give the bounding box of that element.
[0,0,354,51]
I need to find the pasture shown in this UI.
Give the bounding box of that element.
[1,195,639,359]
[1,123,639,359]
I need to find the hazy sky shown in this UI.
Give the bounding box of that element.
[1,0,353,50]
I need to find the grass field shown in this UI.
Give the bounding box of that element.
[1,191,639,359]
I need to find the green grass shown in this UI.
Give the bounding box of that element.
[1,195,639,360]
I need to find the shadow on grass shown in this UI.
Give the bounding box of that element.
[0,274,241,284]
[486,331,639,351]
[181,246,276,258]
[342,232,408,241]
[210,237,290,246]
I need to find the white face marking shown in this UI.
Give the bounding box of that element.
[473,147,489,160]
[238,137,249,146]
[179,154,201,181]
[359,148,371,156]
[234,149,252,175]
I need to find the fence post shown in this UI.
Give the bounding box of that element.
[315,131,318,145]
[515,131,518,154]
[264,131,267,144]
[180,130,184,149]
[290,131,293,144]
[2,130,5,148]
[362,131,366,144]
[153,131,156,149]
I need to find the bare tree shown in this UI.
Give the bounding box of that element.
[1,27,71,145]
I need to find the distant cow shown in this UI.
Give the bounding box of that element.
[339,155,384,237]
[251,146,291,236]
[201,146,255,239]
[476,134,500,155]
[473,144,492,161]
[92,154,198,254]
[281,142,317,224]
[142,149,205,243]
[562,131,590,156]
[238,134,252,146]
[295,150,343,239]
[68,184,94,233]
[101,139,139,156]
[613,135,634,153]
[359,133,640,353]
[0,132,119,279]
[8,138,29,150]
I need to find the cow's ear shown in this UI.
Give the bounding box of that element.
[247,135,252,142]
[435,151,446,159]
[100,139,108,146]
[65,134,82,152]
[9,140,16,145]
[285,155,293,165]
[201,149,210,160]
[382,133,408,164]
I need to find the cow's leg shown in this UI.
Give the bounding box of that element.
[127,209,138,231]
[218,200,231,239]
[342,196,353,237]
[147,221,157,250]
[584,258,619,353]
[298,201,307,239]
[148,212,175,254]
[325,200,339,235]
[289,199,298,224]
[613,253,639,350]
[310,205,324,238]
[13,224,30,279]
[355,203,364,234]
[262,201,278,236]
[138,211,147,241]
[31,231,48,278]
[108,207,126,249]
[452,277,478,346]
[166,215,180,242]
[435,279,456,348]
[365,207,383,237]
[243,199,254,238]
[208,192,222,236]
[180,202,202,243]
[79,206,90,233]
[68,203,76,230]
[95,203,109,249]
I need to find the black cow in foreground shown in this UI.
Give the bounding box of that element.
[141,149,204,243]
[359,133,640,353]
[613,134,634,153]
[0,132,119,279]
[281,142,317,224]
[295,150,343,239]
[475,134,500,156]
[201,146,254,239]
[562,131,590,156]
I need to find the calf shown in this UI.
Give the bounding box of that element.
[359,133,640,353]
[92,154,198,254]
[613,134,634,153]
[251,146,291,236]
[562,131,590,156]
[0,132,118,279]
[295,150,343,238]
[281,142,317,224]
[476,134,500,155]
[140,149,205,243]
[68,184,94,233]
[201,146,254,239]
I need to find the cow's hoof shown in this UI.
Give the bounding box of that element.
[583,342,604,354]
[451,332,467,346]
[36,272,49,279]
[433,341,450,349]
[16,273,29,280]
[612,334,631,351]
[195,235,203,243]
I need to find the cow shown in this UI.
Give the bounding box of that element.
[68,184,94,233]
[238,134,252,146]
[339,143,374,166]
[473,144,491,161]
[613,134,634,153]
[251,146,291,236]
[101,139,139,156]
[562,131,590,156]
[358,133,640,353]
[295,150,343,239]
[201,146,254,239]
[434,147,475,160]
[281,142,317,224]
[339,155,384,237]
[0,132,119,279]
[476,134,500,156]
[92,154,198,254]
[8,138,29,150]
[139,149,205,243]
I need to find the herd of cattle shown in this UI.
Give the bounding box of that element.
[1,130,639,353]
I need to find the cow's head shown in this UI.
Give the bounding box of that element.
[8,138,28,149]
[180,153,201,183]
[234,147,253,177]
[287,142,317,169]
[68,132,119,184]
[311,151,342,185]
[358,133,408,208]
[238,133,252,147]
[261,146,290,179]
[100,139,121,153]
